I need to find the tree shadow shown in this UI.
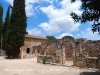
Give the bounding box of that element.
[5,56,15,59]
[80,71,100,75]
[5,56,20,59]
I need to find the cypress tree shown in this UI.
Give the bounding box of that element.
[6,0,27,57]
[2,5,10,51]
[0,4,3,49]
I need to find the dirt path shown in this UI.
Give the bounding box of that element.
[0,56,98,75]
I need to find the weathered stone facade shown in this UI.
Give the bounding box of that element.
[1,33,100,68]
[36,36,100,68]
[37,36,75,65]
[0,34,47,57]
[19,35,47,58]
[73,39,100,68]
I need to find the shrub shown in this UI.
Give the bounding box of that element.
[42,56,47,64]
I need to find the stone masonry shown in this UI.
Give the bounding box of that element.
[37,36,75,65]
[15,34,100,68]
[73,39,100,68]
[36,36,100,68]
[19,35,47,58]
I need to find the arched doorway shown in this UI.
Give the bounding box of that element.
[26,48,30,53]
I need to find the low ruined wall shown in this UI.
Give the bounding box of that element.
[73,57,85,68]
[73,39,100,68]
[74,57,100,69]
[37,55,62,65]
[37,55,53,64]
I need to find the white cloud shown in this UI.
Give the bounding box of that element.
[25,0,39,16]
[57,33,73,39]
[5,0,39,17]
[39,15,80,34]
[27,28,42,36]
[39,0,82,35]
[76,28,100,40]
[5,0,83,37]
[25,3,35,17]
[5,0,56,17]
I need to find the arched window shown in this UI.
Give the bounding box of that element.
[26,48,30,53]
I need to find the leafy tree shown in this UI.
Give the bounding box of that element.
[2,5,10,51]
[6,0,27,57]
[87,40,92,42]
[0,3,3,48]
[70,0,100,33]
[46,36,56,40]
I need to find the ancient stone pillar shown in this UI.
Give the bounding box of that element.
[62,45,66,65]
[60,44,65,65]
[37,56,39,63]
[30,49,32,55]
[20,49,23,59]
[34,49,37,56]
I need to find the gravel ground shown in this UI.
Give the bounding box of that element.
[0,56,99,75]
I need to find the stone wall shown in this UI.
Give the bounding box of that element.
[36,36,100,68]
[20,35,47,58]
[19,34,100,68]
[36,36,75,65]
[73,39,100,68]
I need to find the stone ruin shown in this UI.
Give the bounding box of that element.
[19,35,47,59]
[0,33,99,69]
[35,36,100,69]
[37,36,75,65]
[0,35,48,58]
[17,35,100,69]
[73,39,100,68]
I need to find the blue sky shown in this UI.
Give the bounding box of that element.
[1,0,100,40]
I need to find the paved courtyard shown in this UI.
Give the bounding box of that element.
[0,56,99,75]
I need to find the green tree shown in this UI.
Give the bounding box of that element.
[0,3,3,49]
[70,0,100,33]
[2,5,10,51]
[46,36,56,40]
[6,0,27,57]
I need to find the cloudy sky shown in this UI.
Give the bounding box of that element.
[1,0,100,40]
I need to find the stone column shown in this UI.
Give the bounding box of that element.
[62,45,66,65]
[20,49,23,59]
[34,49,37,56]
[72,48,76,66]
[29,48,32,55]
[60,45,65,65]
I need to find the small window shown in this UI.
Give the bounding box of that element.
[26,48,30,53]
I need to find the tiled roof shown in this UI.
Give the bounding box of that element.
[25,35,47,40]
